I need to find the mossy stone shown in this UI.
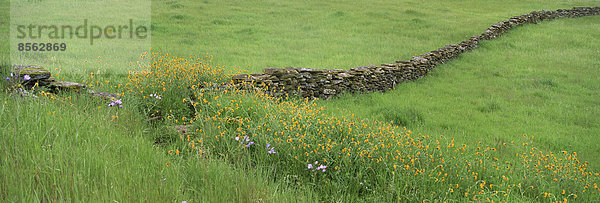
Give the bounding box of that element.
[50,81,86,93]
[11,65,51,81]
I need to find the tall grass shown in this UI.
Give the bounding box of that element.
[0,85,313,202]
[122,51,600,201]
[2,0,600,201]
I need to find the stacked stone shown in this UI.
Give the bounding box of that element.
[11,65,86,93]
[231,7,600,99]
[556,7,600,18]
[9,65,121,101]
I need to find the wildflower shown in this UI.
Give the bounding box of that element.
[316,165,327,172]
[23,75,30,80]
[149,93,162,99]
[5,76,9,81]
[266,143,276,154]
[108,99,124,108]
[308,164,313,169]
[238,136,250,145]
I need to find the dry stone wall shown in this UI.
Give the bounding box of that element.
[231,7,600,99]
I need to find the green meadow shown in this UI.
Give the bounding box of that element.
[2,0,600,201]
[151,0,597,72]
[319,16,600,170]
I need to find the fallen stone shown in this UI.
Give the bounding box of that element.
[88,90,120,101]
[38,77,56,86]
[49,81,86,93]
[11,65,51,81]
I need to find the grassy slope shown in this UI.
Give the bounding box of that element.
[319,15,600,168]
[151,0,600,167]
[151,0,597,72]
[0,92,314,202]
[0,1,311,201]
[2,0,599,201]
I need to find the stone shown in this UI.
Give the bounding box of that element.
[11,65,51,81]
[89,90,120,101]
[338,72,353,78]
[283,67,300,74]
[38,76,56,86]
[232,74,252,83]
[323,89,336,95]
[263,68,283,75]
[49,81,86,93]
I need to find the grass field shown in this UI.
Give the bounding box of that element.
[2,0,600,201]
[0,91,312,202]
[150,0,598,72]
[319,15,600,170]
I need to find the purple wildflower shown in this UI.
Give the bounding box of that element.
[23,75,31,81]
[235,136,240,141]
[5,76,10,81]
[266,143,276,154]
[245,141,254,147]
[316,165,327,172]
[239,136,248,144]
[107,99,123,108]
[307,164,313,169]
